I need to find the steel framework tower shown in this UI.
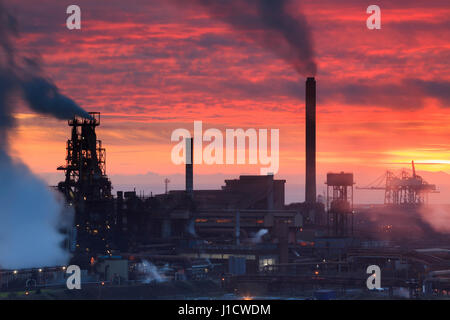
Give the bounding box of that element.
[57,112,114,264]
[326,172,354,237]
[57,112,112,202]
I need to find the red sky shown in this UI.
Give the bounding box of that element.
[5,0,450,203]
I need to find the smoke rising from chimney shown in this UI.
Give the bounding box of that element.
[176,0,317,76]
[0,1,89,269]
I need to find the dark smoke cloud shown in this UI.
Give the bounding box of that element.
[0,2,89,139]
[174,0,317,76]
[22,77,90,120]
[0,1,88,269]
[321,79,450,110]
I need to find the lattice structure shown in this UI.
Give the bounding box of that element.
[357,161,438,206]
[326,172,354,237]
[57,112,114,264]
[57,112,111,202]
[385,163,437,205]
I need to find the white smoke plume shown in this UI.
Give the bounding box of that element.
[0,1,89,269]
[187,218,197,237]
[419,205,450,234]
[250,229,269,244]
[0,152,73,269]
[136,260,168,283]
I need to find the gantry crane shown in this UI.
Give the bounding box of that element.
[357,161,439,205]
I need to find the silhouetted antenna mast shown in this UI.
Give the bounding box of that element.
[164,178,170,194]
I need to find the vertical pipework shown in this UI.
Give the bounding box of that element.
[235,210,240,246]
[305,77,316,204]
[186,137,193,195]
[267,174,274,210]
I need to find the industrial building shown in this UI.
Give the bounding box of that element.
[2,77,449,299]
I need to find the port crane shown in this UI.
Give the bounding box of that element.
[356,161,439,205]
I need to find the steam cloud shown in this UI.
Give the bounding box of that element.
[358,205,450,242]
[136,260,167,283]
[0,151,73,269]
[176,0,317,76]
[0,1,89,269]
[251,229,269,244]
[419,205,450,234]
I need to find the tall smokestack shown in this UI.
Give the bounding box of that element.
[305,77,316,204]
[185,137,193,195]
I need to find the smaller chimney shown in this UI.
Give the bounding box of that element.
[185,137,193,195]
